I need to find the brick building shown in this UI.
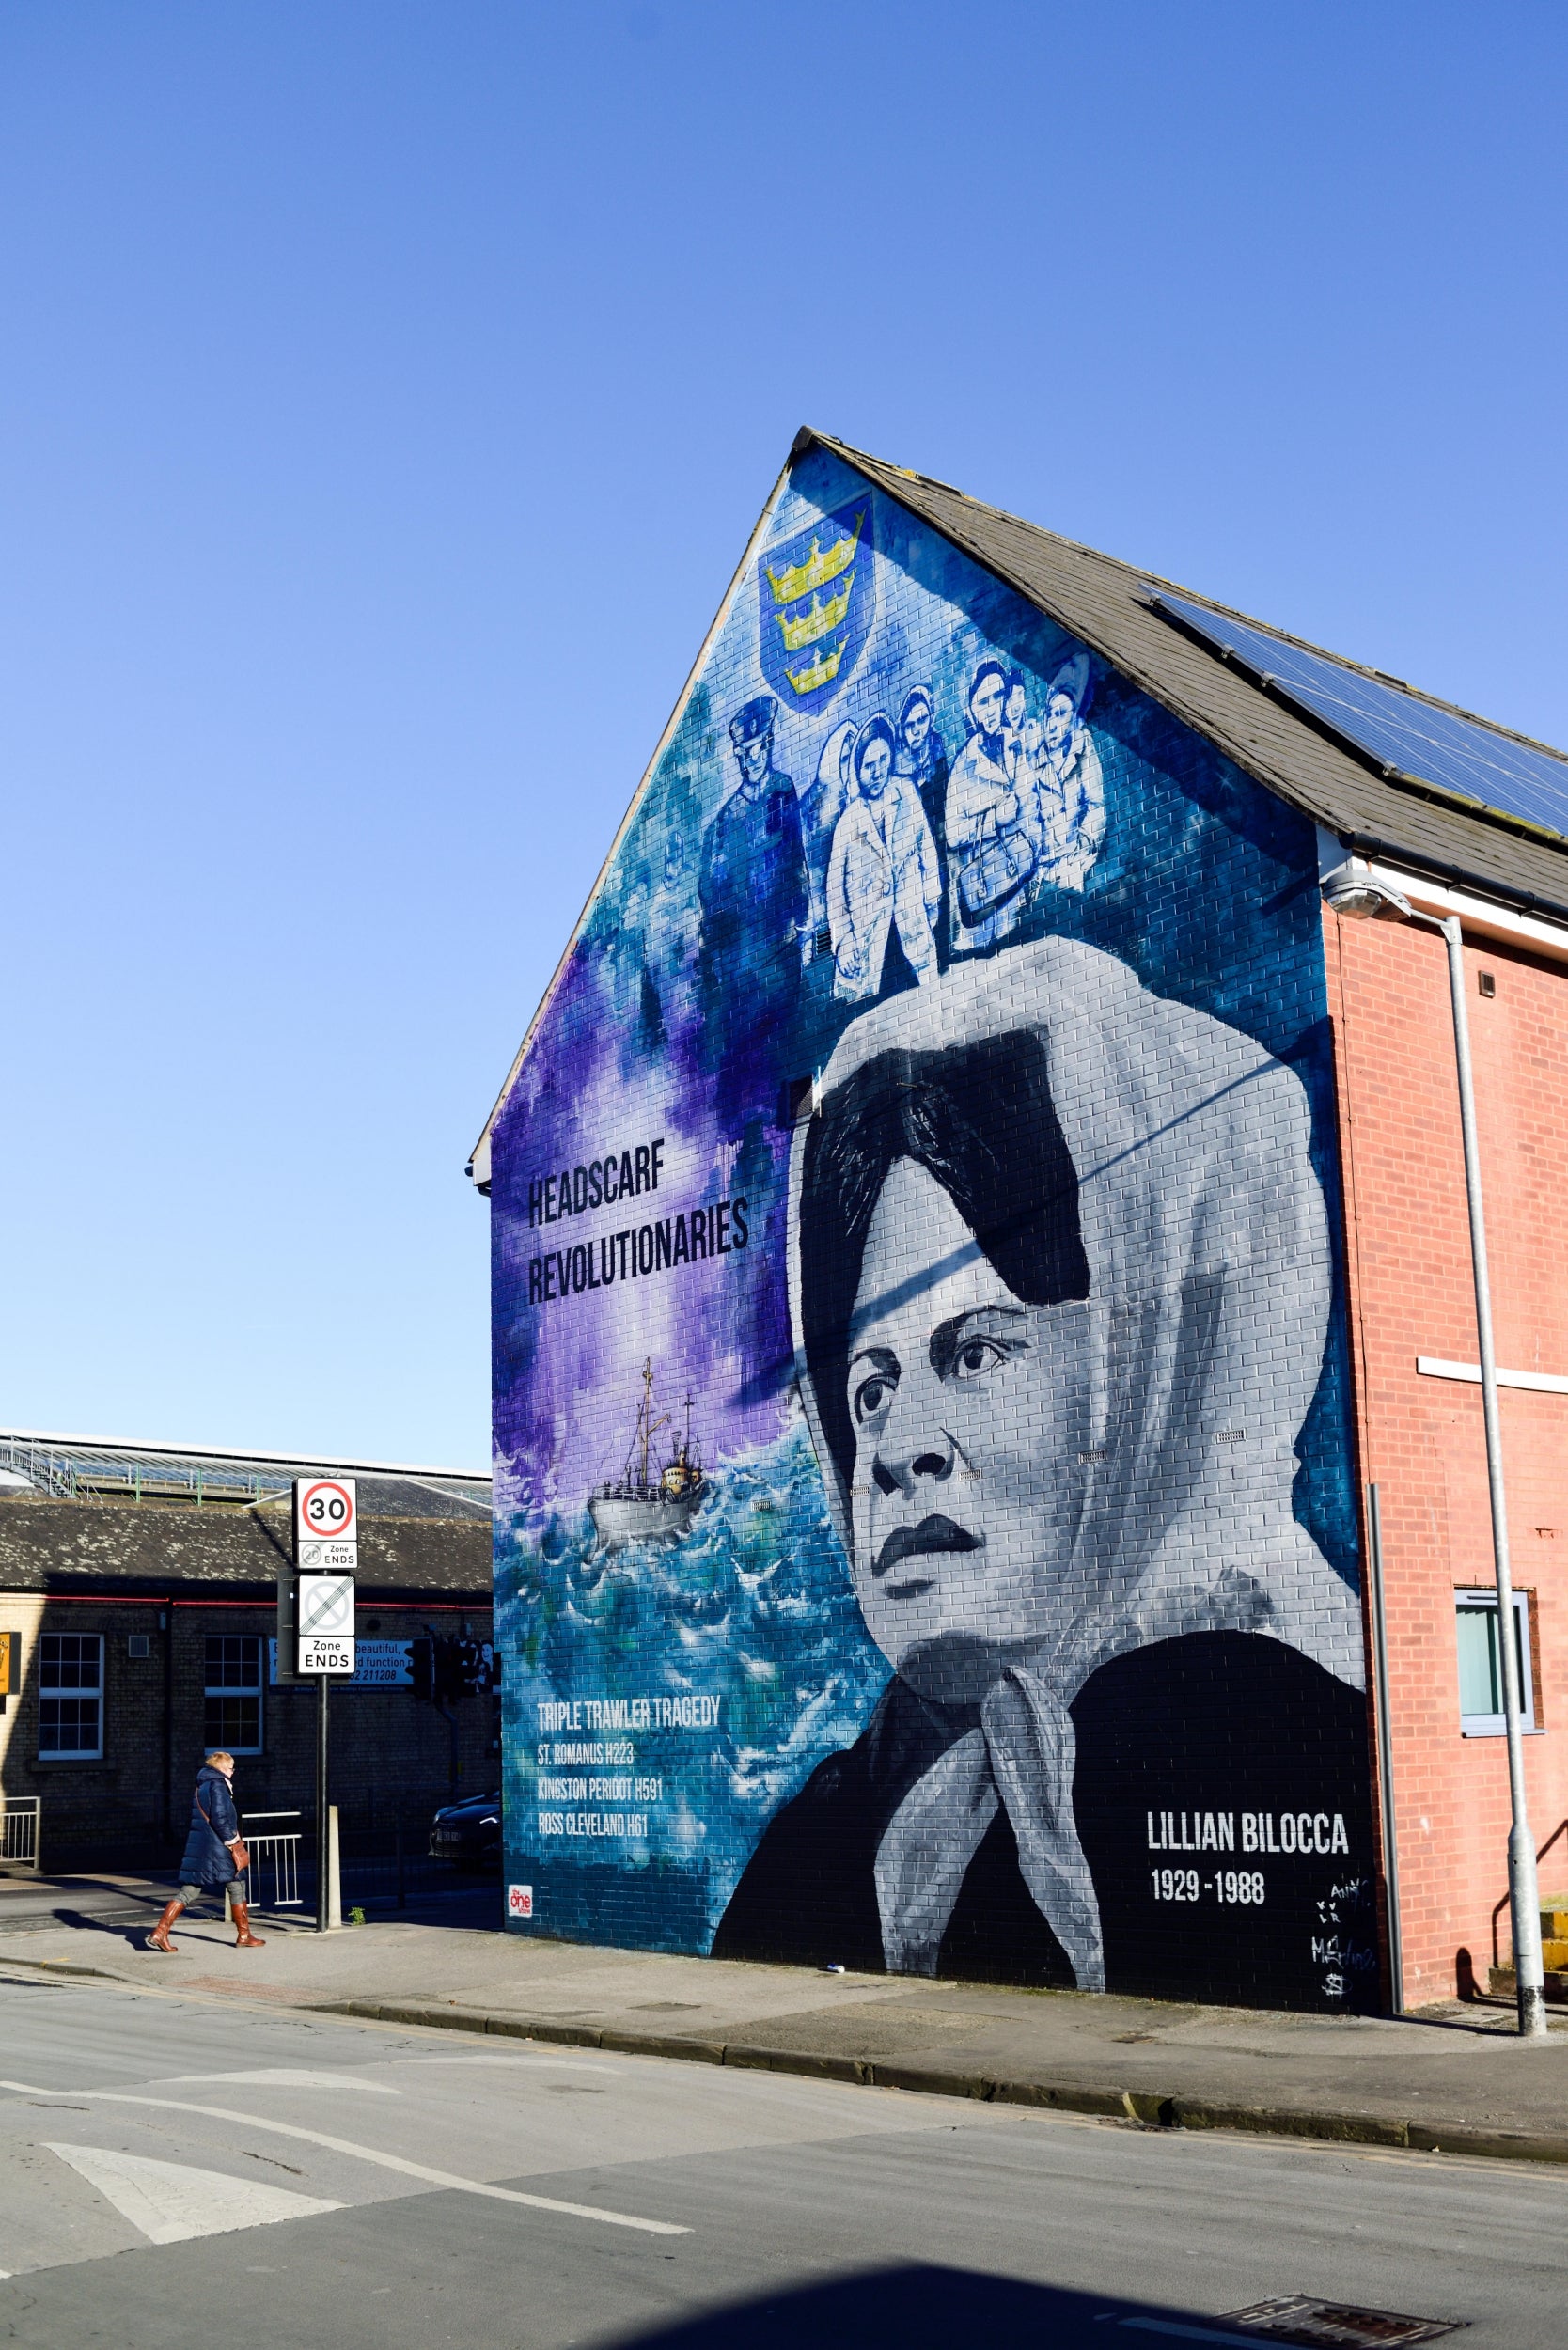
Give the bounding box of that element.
[473,431,1568,2012]
[1330,897,1568,2003]
[0,1432,495,1871]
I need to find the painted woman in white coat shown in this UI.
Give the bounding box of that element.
[1035,652,1106,893]
[827,714,944,1002]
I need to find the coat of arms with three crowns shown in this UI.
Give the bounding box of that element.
[757,496,876,717]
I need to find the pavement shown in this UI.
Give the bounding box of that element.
[5,1969,1564,2346]
[5,1863,1568,2171]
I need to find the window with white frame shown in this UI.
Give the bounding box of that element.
[204,1635,263,1755]
[1455,1589,1537,1735]
[39,1634,104,1758]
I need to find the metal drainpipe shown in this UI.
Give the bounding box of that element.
[1436,912,1547,2036]
[1365,1486,1403,2013]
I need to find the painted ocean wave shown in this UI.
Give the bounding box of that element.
[494,1418,888,1944]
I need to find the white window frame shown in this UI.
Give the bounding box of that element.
[203,1633,264,1756]
[1455,1588,1539,1737]
[38,1633,104,1760]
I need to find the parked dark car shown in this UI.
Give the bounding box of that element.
[429,1791,502,1871]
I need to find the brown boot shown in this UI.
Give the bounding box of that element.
[148,1899,184,1953]
[232,1902,265,1949]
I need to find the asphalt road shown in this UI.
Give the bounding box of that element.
[0,1966,1562,2348]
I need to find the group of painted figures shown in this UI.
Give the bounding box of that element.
[697,652,1106,1012]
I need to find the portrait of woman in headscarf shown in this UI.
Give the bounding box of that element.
[894,685,950,964]
[802,718,859,962]
[1034,651,1106,893]
[945,657,1034,954]
[825,713,943,1003]
[713,939,1374,2010]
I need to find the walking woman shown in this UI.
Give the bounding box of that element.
[148,1748,265,1951]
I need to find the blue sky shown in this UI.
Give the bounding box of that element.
[3,2,1563,1468]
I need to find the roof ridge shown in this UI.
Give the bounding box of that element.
[808,430,1568,768]
[469,428,1568,1172]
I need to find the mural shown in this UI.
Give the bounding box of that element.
[490,445,1378,2011]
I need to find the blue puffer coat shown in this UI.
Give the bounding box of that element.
[178,1763,241,1887]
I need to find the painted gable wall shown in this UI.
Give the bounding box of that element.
[489,448,1377,2010]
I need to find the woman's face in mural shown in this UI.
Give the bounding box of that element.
[857,735,893,800]
[845,1157,1092,1686]
[970,672,1006,742]
[1005,680,1027,730]
[1044,690,1076,756]
[902,700,931,758]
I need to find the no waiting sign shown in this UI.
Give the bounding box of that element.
[297,1570,355,1675]
[294,1476,358,1572]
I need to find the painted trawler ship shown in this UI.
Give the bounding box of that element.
[588,1362,707,1546]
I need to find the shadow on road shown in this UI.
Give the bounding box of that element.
[48,1906,165,1947]
[612,2264,1290,2348]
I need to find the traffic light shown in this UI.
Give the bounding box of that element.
[411,1631,491,1702]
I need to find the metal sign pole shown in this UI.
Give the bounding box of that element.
[293,1476,358,1939]
[316,1674,330,1934]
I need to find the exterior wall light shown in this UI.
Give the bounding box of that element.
[1321,857,1413,921]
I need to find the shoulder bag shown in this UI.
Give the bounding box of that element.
[956,801,1035,925]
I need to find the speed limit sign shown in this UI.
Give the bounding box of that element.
[294,1477,358,1572]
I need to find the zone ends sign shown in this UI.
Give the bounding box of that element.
[297,1569,356,1675]
[294,1476,358,1573]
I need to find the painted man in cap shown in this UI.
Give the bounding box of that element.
[698,694,809,1026]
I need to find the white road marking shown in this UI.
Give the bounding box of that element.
[0,2082,687,2236]
[46,2143,340,2245]
[155,2071,399,2093]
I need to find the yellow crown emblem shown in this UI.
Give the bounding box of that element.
[776,573,855,653]
[784,636,847,696]
[765,510,865,607]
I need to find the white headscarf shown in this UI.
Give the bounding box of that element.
[788,937,1365,1981]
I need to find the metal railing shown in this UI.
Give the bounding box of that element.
[243,1811,304,1910]
[227,1796,487,1920]
[0,1798,40,1870]
[0,1434,287,1508]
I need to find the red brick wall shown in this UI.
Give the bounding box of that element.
[1327,906,1568,2005]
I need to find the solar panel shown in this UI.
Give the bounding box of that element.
[1150,589,1568,842]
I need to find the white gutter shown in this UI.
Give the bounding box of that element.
[1317,826,1568,963]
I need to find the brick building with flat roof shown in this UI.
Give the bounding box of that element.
[0,1432,494,1871]
[472,431,1568,2014]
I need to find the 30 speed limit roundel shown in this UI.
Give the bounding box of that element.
[298,1480,355,1540]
